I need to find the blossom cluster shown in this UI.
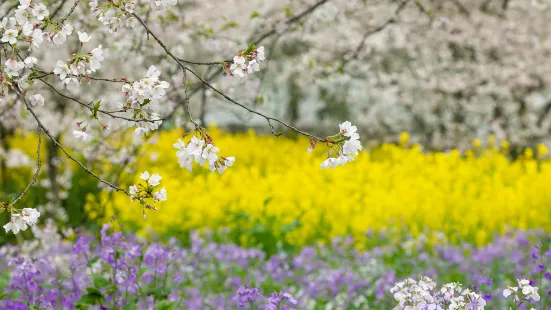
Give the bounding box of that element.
[233,287,298,310]
[224,45,265,79]
[53,45,105,91]
[173,131,235,174]
[0,1,49,51]
[89,0,175,35]
[119,65,168,140]
[3,208,40,234]
[317,121,362,168]
[0,0,103,106]
[503,279,541,307]
[128,171,167,218]
[89,0,138,35]
[391,277,487,309]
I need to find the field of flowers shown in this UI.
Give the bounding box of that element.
[2,130,551,309]
[87,129,551,249]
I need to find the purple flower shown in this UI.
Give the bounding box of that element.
[72,236,90,255]
[233,286,262,308]
[266,292,297,310]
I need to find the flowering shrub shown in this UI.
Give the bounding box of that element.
[83,129,551,249]
[0,222,550,309]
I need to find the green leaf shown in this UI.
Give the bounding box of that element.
[146,287,170,299]
[87,256,100,267]
[244,43,257,55]
[122,303,137,310]
[91,275,110,288]
[285,7,292,17]
[250,11,260,19]
[39,283,57,289]
[221,21,238,31]
[139,99,151,107]
[86,287,102,296]
[275,129,284,137]
[155,300,176,310]
[76,290,103,306]
[92,100,101,118]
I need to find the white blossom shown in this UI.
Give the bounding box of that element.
[24,57,37,68]
[4,215,28,234]
[30,94,45,106]
[73,130,89,141]
[31,4,49,21]
[78,31,92,43]
[1,29,18,45]
[21,208,40,226]
[147,173,162,186]
[153,187,167,201]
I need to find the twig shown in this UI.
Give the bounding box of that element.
[132,13,325,141]
[30,69,130,83]
[8,127,42,207]
[176,59,230,66]
[38,79,162,123]
[49,0,69,21]
[21,97,129,195]
[58,0,80,24]
[0,1,18,21]
[340,0,411,69]
[252,0,331,44]
[161,0,330,120]
[182,68,198,127]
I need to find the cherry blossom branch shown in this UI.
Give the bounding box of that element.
[176,59,230,66]
[162,0,332,121]
[0,1,18,21]
[49,0,70,21]
[30,69,130,83]
[252,0,331,44]
[131,13,326,142]
[182,68,198,127]
[38,78,161,123]
[58,0,80,24]
[20,96,130,195]
[186,66,325,141]
[8,127,42,207]
[340,0,411,69]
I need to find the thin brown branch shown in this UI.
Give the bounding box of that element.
[20,97,129,195]
[49,0,70,21]
[8,127,42,207]
[31,69,130,83]
[176,59,230,66]
[38,79,161,123]
[341,0,411,69]
[132,13,326,142]
[58,0,80,24]
[253,0,331,44]
[182,68,198,127]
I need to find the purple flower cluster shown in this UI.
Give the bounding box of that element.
[0,224,549,309]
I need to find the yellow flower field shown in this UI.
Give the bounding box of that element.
[84,129,551,247]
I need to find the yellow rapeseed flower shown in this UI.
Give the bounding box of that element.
[83,129,551,247]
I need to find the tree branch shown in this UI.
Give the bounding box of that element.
[8,127,42,207]
[38,78,162,123]
[21,96,129,195]
[131,12,326,141]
